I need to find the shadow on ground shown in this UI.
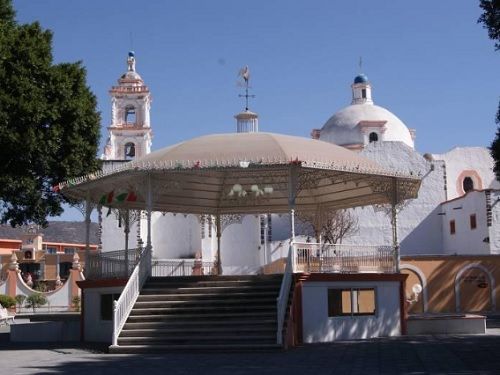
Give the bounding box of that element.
[3,334,500,375]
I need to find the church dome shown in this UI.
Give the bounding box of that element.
[354,74,369,84]
[319,75,415,149]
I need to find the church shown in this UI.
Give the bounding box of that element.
[61,52,500,350]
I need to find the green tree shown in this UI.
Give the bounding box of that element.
[478,1,500,178]
[478,0,500,50]
[0,0,101,226]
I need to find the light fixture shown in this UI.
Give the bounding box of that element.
[239,161,250,168]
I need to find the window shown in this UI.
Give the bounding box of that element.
[46,247,57,254]
[200,215,206,239]
[328,288,376,317]
[450,220,456,235]
[208,216,213,238]
[361,88,367,99]
[463,177,474,193]
[470,214,477,230]
[124,142,135,159]
[369,132,378,143]
[64,247,75,255]
[101,293,121,320]
[124,106,136,125]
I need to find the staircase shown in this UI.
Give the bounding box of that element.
[109,274,284,353]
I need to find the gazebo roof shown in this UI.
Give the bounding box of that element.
[60,132,421,214]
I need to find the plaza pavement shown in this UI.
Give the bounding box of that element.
[1,323,500,374]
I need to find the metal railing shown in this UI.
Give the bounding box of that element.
[85,248,142,279]
[276,245,293,345]
[111,245,151,347]
[152,259,218,277]
[292,242,396,273]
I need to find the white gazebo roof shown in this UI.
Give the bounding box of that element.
[60,132,421,214]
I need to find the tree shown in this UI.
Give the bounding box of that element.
[478,1,500,178]
[298,208,358,244]
[478,0,500,50]
[0,0,101,226]
[490,102,500,178]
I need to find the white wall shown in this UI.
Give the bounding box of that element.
[431,147,500,200]
[489,190,500,253]
[152,213,201,259]
[83,286,124,343]
[220,215,261,274]
[301,280,401,342]
[270,142,445,255]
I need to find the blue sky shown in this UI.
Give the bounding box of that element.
[12,0,499,220]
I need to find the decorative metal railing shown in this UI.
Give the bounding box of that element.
[276,245,293,345]
[292,242,396,273]
[152,259,218,277]
[85,248,142,279]
[111,245,151,347]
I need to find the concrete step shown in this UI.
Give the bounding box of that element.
[109,343,282,354]
[126,311,276,322]
[136,291,279,301]
[117,335,277,346]
[129,304,275,315]
[120,326,274,337]
[141,285,280,294]
[133,298,276,308]
[123,320,276,330]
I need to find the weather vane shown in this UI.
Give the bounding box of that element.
[238,66,255,111]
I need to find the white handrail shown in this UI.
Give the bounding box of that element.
[276,245,293,345]
[111,245,152,347]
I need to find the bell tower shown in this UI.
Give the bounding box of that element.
[103,51,152,160]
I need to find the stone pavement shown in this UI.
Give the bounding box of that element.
[1,326,500,374]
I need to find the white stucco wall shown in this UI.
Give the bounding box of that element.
[441,190,491,254]
[270,142,445,254]
[220,215,261,274]
[489,190,500,253]
[83,286,124,343]
[431,147,500,200]
[101,215,140,253]
[301,280,401,342]
[152,213,201,259]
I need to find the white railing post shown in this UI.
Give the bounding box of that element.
[112,300,118,346]
[276,245,293,345]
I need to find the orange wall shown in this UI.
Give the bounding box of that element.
[401,255,500,314]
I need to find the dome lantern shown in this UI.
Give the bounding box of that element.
[351,73,373,105]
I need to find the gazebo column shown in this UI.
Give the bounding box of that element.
[146,174,153,255]
[288,166,298,242]
[215,214,222,275]
[84,190,92,270]
[391,178,400,273]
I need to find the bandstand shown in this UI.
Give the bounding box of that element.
[60,132,421,350]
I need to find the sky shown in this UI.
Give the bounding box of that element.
[12,0,500,221]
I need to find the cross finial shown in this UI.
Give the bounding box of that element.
[238,66,255,111]
[359,56,363,73]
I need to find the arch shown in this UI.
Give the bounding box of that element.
[124,105,136,125]
[368,132,378,143]
[124,142,136,159]
[400,263,428,312]
[454,263,495,313]
[456,170,483,196]
[463,177,474,193]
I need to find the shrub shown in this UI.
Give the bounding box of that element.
[72,296,81,312]
[15,295,26,312]
[26,293,48,313]
[0,294,16,308]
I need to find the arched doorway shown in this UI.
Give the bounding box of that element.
[401,264,427,313]
[455,264,495,313]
